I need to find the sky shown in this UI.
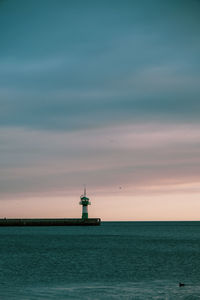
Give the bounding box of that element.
[0,0,200,220]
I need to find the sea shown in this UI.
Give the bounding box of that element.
[0,221,200,300]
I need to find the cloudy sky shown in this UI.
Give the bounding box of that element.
[0,0,200,220]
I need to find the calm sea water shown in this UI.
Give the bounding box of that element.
[0,221,200,299]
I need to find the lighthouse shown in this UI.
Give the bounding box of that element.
[79,187,91,219]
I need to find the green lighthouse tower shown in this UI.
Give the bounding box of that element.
[79,187,91,219]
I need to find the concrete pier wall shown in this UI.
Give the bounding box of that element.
[0,218,101,226]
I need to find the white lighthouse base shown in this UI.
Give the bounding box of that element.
[82,205,88,219]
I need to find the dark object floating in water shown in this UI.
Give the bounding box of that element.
[179,282,185,287]
[0,218,101,226]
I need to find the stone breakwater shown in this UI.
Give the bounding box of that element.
[0,218,101,226]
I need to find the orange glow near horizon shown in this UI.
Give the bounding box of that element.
[1,123,200,221]
[1,182,200,221]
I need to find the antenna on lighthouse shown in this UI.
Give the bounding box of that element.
[84,185,86,197]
